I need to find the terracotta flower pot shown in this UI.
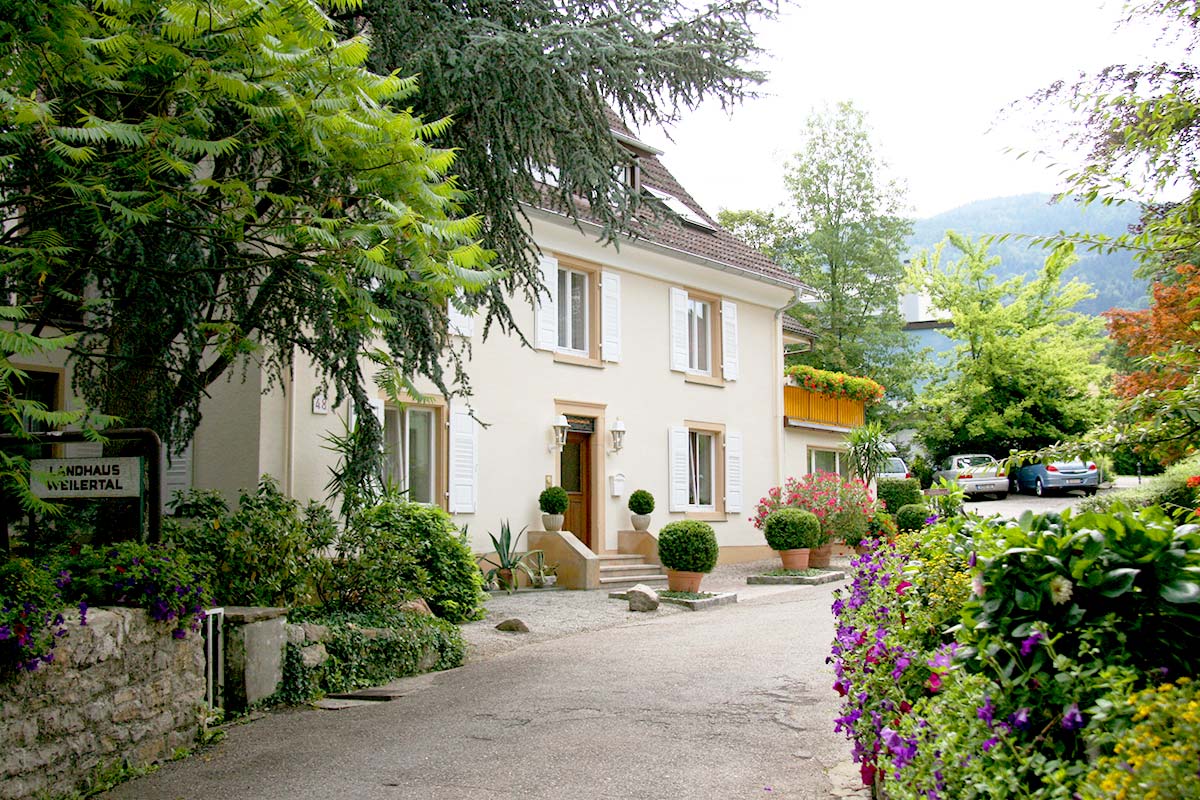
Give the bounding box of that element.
[777,548,810,570]
[665,569,705,592]
[808,544,832,568]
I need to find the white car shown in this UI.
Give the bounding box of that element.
[877,457,910,480]
[934,454,1008,499]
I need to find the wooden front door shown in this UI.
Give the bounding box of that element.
[561,430,592,551]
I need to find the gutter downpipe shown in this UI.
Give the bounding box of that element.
[774,287,806,485]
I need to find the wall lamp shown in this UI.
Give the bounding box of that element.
[550,414,569,452]
[609,418,626,453]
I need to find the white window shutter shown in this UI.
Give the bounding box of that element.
[448,297,474,338]
[721,300,739,381]
[448,400,478,513]
[724,431,743,514]
[534,255,559,351]
[161,440,193,513]
[668,426,689,512]
[600,270,621,362]
[669,287,689,372]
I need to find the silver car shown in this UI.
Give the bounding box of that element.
[877,457,910,480]
[934,454,1008,499]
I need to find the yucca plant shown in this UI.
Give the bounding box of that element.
[481,521,541,592]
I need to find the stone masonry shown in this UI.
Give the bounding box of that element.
[0,607,205,800]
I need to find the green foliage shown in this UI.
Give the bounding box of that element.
[863,510,897,545]
[783,365,886,403]
[164,478,336,608]
[275,607,465,705]
[908,235,1111,461]
[480,520,539,594]
[876,478,923,513]
[722,101,921,409]
[1080,678,1200,800]
[538,486,569,514]
[908,453,935,490]
[752,472,876,546]
[846,421,891,486]
[927,476,967,520]
[627,489,655,515]
[0,557,68,676]
[763,508,820,551]
[342,0,778,336]
[657,520,718,573]
[895,503,930,533]
[1076,454,1200,515]
[0,0,499,455]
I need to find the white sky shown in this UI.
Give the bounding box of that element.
[642,0,1168,219]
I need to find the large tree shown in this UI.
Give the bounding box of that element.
[908,234,1111,462]
[341,0,780,331]
[0,0,500,452]
[719,101,919,405]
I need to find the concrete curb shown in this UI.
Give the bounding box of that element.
[747,570,846,586]
[607,590,739,611]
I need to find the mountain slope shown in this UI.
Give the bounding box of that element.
[909,193,1147,315]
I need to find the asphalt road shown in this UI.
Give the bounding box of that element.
[104,583,853,800]
[963,476,1138,519]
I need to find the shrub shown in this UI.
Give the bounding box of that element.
[1077,453,1200,515]
[752,472,874,546]
[863,509,897,543]
[908,453,935,490]
[319,500,486,623]
[164,477,336,607]
[276,607,466,704]
[538,485,569,514]
[0,558,69,675]
[895,503,929,532]
[876,477,923,513]
[657,520,718,573]
[56,543,210,640]
[763,508,820,550]
[628,489,655,515]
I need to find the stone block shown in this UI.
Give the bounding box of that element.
[224,611,287,711]
[300,622,330,643]
[626,584,660,612]
[285,624,306,645]
[495,618,530,633]
[300,643,328,669]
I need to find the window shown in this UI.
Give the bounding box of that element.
[688,429,715,509]
[809,448,849,478]
[687,297,711,374]
[384,406,439,504]
[556,267,588,354]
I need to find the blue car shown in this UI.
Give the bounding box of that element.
[1012,461,1099,497]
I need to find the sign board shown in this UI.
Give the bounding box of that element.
[30,457,143,499]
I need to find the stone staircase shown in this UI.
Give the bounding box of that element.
[597,553,667,590]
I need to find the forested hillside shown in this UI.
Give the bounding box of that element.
[909,194,1146,314]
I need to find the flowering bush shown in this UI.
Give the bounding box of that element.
[784,364,885,403]
[0,558,70,675]
[831,504,1200,797]
[752,472,875,546]
[57,543,210,640]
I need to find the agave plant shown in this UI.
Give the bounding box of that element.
[481,520,541,592]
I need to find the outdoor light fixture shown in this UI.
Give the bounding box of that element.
[610,418,626,453]
[550,414,569,452]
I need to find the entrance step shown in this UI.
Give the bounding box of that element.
[599,562,662,575]
[597,554,648,564]
[597,552,665,589]
[598,573,669,588]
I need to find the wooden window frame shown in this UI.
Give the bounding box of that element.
[680,286,724,387]
[383,397,449,511]
[684,419,726,521]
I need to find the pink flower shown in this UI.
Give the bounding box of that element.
[927,672,942,692]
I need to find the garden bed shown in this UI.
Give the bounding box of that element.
[746,568,846,585]
[607,589,738,611]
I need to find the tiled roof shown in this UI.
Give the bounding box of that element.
[532,114,809,292]
[781,314,815,338]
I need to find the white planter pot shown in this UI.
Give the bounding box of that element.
[542,513,564,532]
[630,513,652,531]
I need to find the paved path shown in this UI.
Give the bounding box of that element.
[104,570,861,800]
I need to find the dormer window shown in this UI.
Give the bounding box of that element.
[645,186,716,232]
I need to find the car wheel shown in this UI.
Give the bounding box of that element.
[1009,476,1019,494]
[1085,488,1097,497]
[1035,478,1045,497]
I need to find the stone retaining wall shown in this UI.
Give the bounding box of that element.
[0,607,205,800]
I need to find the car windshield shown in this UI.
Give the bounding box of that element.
[884,458,906,473]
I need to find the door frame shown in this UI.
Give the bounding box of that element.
[553,399,607,553]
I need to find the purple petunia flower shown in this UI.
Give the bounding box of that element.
[78,600,88,626]
[1062,703,1084,731]
[982,736,999,752]
[0,624,9,640]
[1020,632,1043,657]
[925,514,939,525]
[977,696,994,726]
[892,654,912,680]
[172,628,187,640]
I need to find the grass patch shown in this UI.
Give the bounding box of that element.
[659,590,716,600]
[762,568,831,577]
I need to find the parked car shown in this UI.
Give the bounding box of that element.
[877,457,910,480]
[1012,460,1099,497]
[934,454,1008,499]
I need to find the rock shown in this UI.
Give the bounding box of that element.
[299,643,328,669]
[495,618,530,633]
[285,624,306,646]
[626,584,660,612]
[300,622,330,643]
[399,598,434,616]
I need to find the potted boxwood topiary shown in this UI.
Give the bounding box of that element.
[627,489,655,531]
[539,486,569,531]
[657,520,719,592]
[763,508,820,570]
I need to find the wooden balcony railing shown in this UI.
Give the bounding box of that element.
[783,385,865,430]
